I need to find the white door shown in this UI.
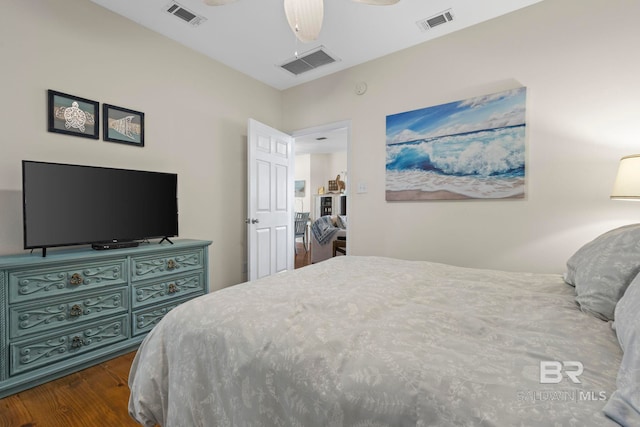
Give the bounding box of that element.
[247,119,295,281]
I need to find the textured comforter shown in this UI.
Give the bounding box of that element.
[129,256,623,426]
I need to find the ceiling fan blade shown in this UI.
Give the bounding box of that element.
[352,0,400,4]
[203,0,237,5]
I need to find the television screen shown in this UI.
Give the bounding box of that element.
[22,161,178,251]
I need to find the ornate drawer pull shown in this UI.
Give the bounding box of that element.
[70,273,84,285]
[167,259,176,270]
[71,336,85,348]
[168,283,178,294]
[69,304,83,317]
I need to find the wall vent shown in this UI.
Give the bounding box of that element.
[416,9,454,32]
[279,46,339,76]
[165,1,207,26]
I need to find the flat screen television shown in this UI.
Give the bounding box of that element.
[22,160,178,256]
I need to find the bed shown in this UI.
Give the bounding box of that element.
[128,225,640,427]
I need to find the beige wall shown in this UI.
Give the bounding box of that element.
[294,154,311,213]
[0,0,282,290]
[329,151,348,188]
[308,152,347,220]
[2,0,639,289]
[283,0,640,273]
[294,150,348,218]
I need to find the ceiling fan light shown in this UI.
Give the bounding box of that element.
[202,0,237,5]
[284,0,324,43]
[352,0,400,4]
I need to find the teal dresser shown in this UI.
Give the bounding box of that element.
[0,239,212,398]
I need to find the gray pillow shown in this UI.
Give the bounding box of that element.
[564,223,640,321]
[603,272,640,424]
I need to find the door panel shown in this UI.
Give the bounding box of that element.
[247,119,294,281]
[275,164,288,211]
[256,228,271,279]
[257,160,271,211]
[275,225,288,272]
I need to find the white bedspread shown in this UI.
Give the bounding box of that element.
[129,256,623,426]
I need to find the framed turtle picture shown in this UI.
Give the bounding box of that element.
[47,90,99,139]
[103,104,145,147]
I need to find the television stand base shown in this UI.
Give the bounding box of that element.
[92,241,139,251]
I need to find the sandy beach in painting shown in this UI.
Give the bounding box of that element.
[386,189,524,201]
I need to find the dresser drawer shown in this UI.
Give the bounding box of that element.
[131,249,203,282]
[9,260,127,304]
[132,296,200,337]
[0,239,211,398]
[10,287,128,339]
[10,315,128,376]
[132,272,205,308]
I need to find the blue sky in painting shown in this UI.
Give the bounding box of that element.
[386,87,527,145]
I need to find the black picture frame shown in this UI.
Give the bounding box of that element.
[47,90,99,139]
[103,104,145,147]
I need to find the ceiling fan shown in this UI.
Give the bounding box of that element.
[203,0,400,43]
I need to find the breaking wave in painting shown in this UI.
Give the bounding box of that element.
[386,125,525,199]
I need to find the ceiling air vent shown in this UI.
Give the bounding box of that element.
[165,1,206,26]
[416,9,454,32]
[279,46,339,76]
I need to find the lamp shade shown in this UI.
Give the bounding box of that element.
[284,0,323,43]
[611,154,640,200]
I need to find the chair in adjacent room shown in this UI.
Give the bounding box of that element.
[294,212,310,254]
[333,236,346,257]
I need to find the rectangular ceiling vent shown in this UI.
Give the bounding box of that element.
[416,9,454,32]
[279,46,339,76]
[165,1,207,27]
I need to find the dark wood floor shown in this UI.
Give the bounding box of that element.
[295,241,312,269]
[0,246,311,427]
[0,351,142,427]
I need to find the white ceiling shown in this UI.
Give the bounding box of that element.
[89,0,542,91]
[294,126,349,154]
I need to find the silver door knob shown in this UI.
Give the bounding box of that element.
[251,218,259,224]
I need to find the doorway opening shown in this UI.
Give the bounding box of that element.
[292,120,351,268]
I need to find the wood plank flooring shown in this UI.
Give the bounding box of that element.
[0,247,311,427]
[0,351,141,427]
[295,241,312,269]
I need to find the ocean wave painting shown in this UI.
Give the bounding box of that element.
[386,87,527,201]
